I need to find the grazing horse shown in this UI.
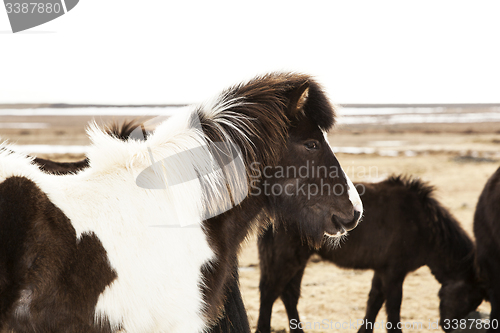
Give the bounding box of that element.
[474,167,500,332]
[257,175,483,333]
[0,72,363,333]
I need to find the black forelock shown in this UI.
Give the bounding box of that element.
[302,79,336,131]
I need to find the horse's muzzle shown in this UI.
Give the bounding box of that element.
[346,210,362,231]
[333,209,362,233]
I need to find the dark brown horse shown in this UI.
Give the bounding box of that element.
[0,72,362,332]
[257,175,483,333]
[474,167,500,332]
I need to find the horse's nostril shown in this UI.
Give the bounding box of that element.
[353,210,361,223]
[345,210,361,232]
[332,210,361,233]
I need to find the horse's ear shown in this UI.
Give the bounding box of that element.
[287,81,310,118]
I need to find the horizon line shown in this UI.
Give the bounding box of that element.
[1,103,500,109]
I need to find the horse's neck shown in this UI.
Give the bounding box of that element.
[200,194,268,321]
[205,195,268,254]
[426,245,473,284]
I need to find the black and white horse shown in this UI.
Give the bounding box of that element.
[0,72,362,332]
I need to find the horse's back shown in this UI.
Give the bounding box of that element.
[318,179,429,270]
[34,157,89,174]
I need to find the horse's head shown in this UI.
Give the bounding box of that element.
[232,73,362,248]
[273,79,362,248]
[195,72,361,247]
[438,279,484,332]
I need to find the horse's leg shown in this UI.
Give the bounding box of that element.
[479,254,500,332]
[382,273,406,333]
[488,281,500,332]
[255,281,279,333]
[256,228,311,333]
[280,266,307,333]
[208,262,250,333]
[256,260,309,333]
[358,272,385,333]
[257,271,297,333]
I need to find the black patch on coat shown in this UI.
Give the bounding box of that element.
[0,176,117,332]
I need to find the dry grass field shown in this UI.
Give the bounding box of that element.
[1,115,498,333]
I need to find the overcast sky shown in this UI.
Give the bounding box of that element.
[1,1,499,105]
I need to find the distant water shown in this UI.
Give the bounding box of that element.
[0,107,184,117]
[1,106,500,125]
[2,106,500,156]
[339,107,448,116]
[0,122,49,129]
[337,106,500,125]
[10,145,89,154]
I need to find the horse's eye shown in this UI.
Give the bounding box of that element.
[304,140,320,150]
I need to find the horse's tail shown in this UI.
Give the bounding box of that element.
[388,175,476,274]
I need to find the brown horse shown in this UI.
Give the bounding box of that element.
[0,72,362,332]
[257,175,483,333]
[474,166,500,332]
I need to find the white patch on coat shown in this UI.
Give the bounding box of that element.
[322,131,363,218]
[14,289,32,320]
